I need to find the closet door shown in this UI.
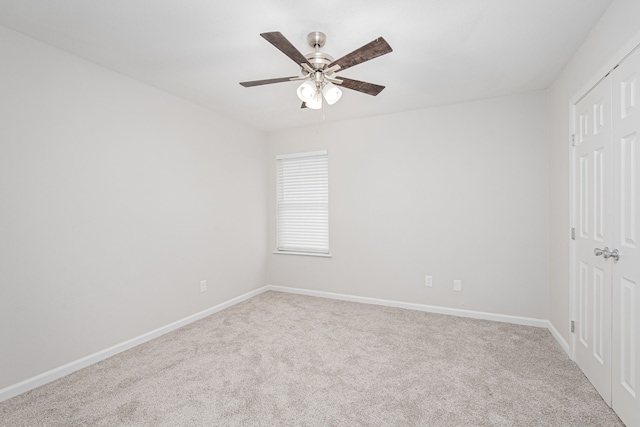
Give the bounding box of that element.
[611,47,640,427]
[573,74,613,404]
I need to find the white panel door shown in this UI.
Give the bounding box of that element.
[573,74,613,404]
[611,47,640,427]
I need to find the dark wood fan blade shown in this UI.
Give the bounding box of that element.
[260,32,312,67]
[329,37,392,72]
[301,102,307,109]
[336,77,385,96]
[239,76,297,87]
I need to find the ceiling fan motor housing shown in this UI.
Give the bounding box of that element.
[304,52,334,70]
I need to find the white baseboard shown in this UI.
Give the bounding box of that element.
[546,320,571,357]
[265,285,549,328]
[0,286,270,403]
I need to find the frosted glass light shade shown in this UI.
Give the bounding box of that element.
[297,81,316,102]
[322,83,342,105]
[306,92,323,109]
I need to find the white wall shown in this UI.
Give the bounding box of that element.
[0,26,267,390]
[547,0,640,344]
[267,91,548,319]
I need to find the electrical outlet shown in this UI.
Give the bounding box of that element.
[200,280,207,293]
[453,279,462,292]
[425,275,433,287]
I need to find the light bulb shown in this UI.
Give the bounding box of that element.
[322,82,342,105]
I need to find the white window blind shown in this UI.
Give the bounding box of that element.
[276,150,329,254]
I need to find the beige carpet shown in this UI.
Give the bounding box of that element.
[0,291,624,426]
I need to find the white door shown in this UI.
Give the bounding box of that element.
[573,74,613,404]
[611,47,640,427]
[573,47,640,427]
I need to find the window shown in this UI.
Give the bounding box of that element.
[276,150,329,256]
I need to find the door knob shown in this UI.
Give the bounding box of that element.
[606,248,620,262]
[594,247,620,261]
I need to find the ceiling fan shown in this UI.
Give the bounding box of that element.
[239,31,392,109]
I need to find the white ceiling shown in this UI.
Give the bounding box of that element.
[0,0,612,132]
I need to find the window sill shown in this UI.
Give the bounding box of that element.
[272,250,333,258]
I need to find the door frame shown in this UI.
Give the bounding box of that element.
[569,33,640,361]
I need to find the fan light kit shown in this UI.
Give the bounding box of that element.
[240,31,392,109]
